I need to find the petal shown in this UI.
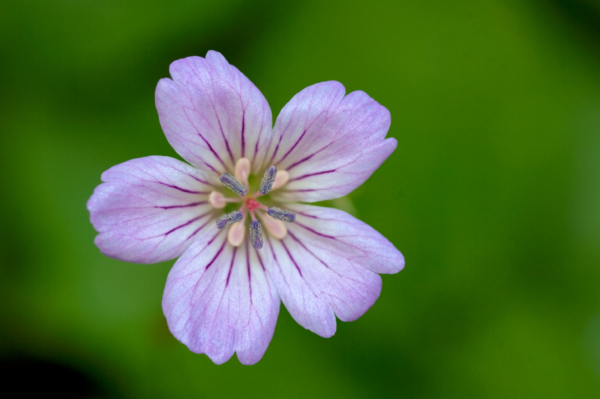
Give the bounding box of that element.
[287,204,405,274]
[267,81,395,202]
[264,204,403,337]
[163,224,280,365]
[156,50,273,175]
[87,156,216,264]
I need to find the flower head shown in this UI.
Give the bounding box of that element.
[87,51,404,365]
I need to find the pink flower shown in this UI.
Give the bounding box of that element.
[87,51,404,364]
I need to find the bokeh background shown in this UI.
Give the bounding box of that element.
[1,0,600,397]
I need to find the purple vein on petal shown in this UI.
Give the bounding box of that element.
[158,182,207,194]
[267,135,284,166]
[286,141,334,171]
[155,201,207,209]
[241,110,246,158]
[254,114,266,162]
[164,213,209,236]
[289,169,337,182]
[295,211,319,219]
[185,217,214,240]
[245,240,253,302]
[182,107,227,170]
[285,189,318,193]
[226,246,238,287]
[275,129,307,165]
[280,239,303,277]
[255,246,266,272]
[187,174,212,186]
[214,108,235,164]
[203,162,218,173]
[295,222,336,240]
[287,231,330,269]
[205,239,227,271]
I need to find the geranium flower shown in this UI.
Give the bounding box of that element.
[87,51,404,365]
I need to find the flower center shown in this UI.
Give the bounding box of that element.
[212,158,297,250]
[245,198,260,212]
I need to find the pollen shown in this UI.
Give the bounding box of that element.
[220,173,247,196]
[249,220,264,249]
[267,207,296,223]
[216,211,243,229]
[259,166,277,195]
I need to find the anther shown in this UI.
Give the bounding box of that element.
[259,166,277,195]
[234,158,251,188]
[209,191,226,209]
[228,221,245,247]
[216,211,243,229]
[267,207,296,223]
[249,220,263,249]
[272,170,289,190]
[220,173,247,196]
[260,213,287,240]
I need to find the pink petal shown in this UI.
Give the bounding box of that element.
[156,51,273,175]
[267,81,396,202]
[87,156,216,264]
[265,204,403,337]
[287,204,405,274]
[163,224,280,365]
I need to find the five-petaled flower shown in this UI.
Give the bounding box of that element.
[87,51,404,365]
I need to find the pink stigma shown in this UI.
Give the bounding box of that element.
[246,198,260,212]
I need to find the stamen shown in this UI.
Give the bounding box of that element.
[209,191,226,209]
[234,158,251,189]
[216,211,243,229]
[260,212,287,240]
[271,170,289,190]
[259,166,277,195]
[249,220,263,249]
[220,173,247,196]
[227,212,246,247]
[267,207,296,223]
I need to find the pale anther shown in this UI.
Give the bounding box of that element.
[261,213,287,240]
[234,158,251,188]
[228,221,245,247]
[216,211,243,229]
[267,207,296,223]
[271,170,289,190]
[259,166,277,195]
[209,191,226,209]
[249,220,263,249]
[220,173,247,196]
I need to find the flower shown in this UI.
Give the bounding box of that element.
[87,51,404,365]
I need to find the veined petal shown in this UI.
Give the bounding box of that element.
[264,204,403,337]
[267,81,395,202]
[156,50,273,175]
[163,224,280,365]
[287,204,404,274]
[87,156,215,264]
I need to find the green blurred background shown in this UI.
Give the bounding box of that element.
[1,0,600,397]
